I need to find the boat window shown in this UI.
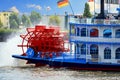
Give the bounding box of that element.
[90,28,99,37]
[90,44,98,58]
[76,43,80,55]
[76,27,80,36]
[115,48,120,59]
[115,29,120,38]
[103,29,112,38]
[81,44,86,55]
[81,28,88,37]
[104,47,111,59]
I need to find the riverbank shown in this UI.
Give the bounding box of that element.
[0,28,17,42]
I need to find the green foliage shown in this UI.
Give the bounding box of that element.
[83,3,92,18]
[30,11,41,25]
[0,28,17,42]
[10,19,19,29]
[9,12,20,29]
[22,14,31,27]
[0,19,3,28]
[0,28,16,33]
[49,15,61,26]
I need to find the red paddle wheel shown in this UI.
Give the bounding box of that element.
[18,25,69,62]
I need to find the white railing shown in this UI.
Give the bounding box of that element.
[94,19,120,24]
[69,16,120,24]
[69,17,92,24]
[70,36,120,43]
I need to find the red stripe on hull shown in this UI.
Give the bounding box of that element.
[35,63,47,67]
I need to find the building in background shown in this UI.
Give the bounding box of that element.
[88,0,120,14]
[0,11,12,28]
[104,0,119,14]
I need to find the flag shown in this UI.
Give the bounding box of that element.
[88,0,94,2]
[57,0,69,8]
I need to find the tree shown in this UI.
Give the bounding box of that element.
[10,19,18,29]
[83,3,92,18]
[22,14,31,27]
[9,12,20,29]
[30,11,41,25]
[0,19,3,28]
[49,15,61,26]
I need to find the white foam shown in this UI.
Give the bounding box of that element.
[0,32,25,67]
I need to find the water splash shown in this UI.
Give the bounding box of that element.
[0,33,25,67]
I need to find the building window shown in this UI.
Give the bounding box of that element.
[81,28,88,37]
[90,28,99,37]
[4,13,6,16]
[115,29,120,38]
[114,0,118,4]
[105,0,108,3]
[103,29,112,38]
[90,44,98,58]
[105,0,119,4]
[6,17,9,20]
[104,47,111,59]
[115,48,120,59]
[7,22,9,25]
[81,44,86,55]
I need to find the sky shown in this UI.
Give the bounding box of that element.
[0,0,119,15]
[0,0,88,15]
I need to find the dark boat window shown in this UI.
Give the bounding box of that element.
[104,47,111,59]
[81,44,86,55]
[90,44,98,58]
[75,43,80,54]
[116,48,120,59]
[115,29,120,38]
[76,27,80,36]
[81,28,88,37]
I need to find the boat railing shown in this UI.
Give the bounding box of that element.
[70,36,120,44]
[69,16,120,24]
[94,19,120,24]
[69,17,92,24]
